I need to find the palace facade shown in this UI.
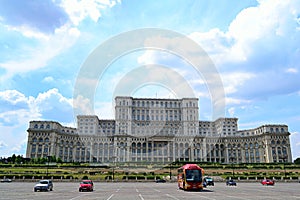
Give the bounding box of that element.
[26,96,292,164]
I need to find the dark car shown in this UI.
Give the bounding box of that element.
[226,179,237,186]
[79,180,94,192]
[261,179,275,186]
[34,180,53,192]
[155,179,166,183]
[203,177,214,187]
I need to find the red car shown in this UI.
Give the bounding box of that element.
[79,180,94,192]
[261,179,275,186]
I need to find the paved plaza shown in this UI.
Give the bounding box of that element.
[0,181,299,200]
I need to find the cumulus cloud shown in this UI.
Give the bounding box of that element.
[221,72,256,94]
[189,0,300,101]
[290,131,300,159]
[60,0,120,26]
[0,0,68,34]
[0,89,74,156]
[0,0,120,81]
[73,95,93,115]
[0,24,80,81]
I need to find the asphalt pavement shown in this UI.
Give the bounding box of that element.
[0,181,299,200]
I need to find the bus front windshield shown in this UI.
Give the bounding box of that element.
[185,169,201,182]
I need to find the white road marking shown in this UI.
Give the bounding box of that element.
[106,194,114,200]
[70,194,88,200]
[139,194,145,200]
[154,189,160,192]
[136,188,139,192]
[165,193,181,200]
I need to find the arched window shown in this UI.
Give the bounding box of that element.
[249,143,253,149]
[271,140,275,145]
[282,140,286,145]
[277,140,281,145]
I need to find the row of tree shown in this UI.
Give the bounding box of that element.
[1,154,300,165]
[0,154,62,164]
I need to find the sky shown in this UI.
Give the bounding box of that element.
[0,0,299,160]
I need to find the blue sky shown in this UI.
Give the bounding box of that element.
[0,0,299,160]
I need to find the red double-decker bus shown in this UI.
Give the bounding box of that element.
[177,164,204,191]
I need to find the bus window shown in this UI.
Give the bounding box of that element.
[186,169,201,182]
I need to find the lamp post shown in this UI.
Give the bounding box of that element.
[229,156,235,178]
[46,155,51,178]
[280,155,288,178]
[169,161,173,181]
[167,156,173,181]
[112,155,116,181]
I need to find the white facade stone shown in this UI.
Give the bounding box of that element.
[26,97,292,163]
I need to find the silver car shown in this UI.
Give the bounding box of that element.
[33,180,53,192]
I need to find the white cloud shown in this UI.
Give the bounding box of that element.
[60,0,120,26]
[285,68,298,74]
[290,131,300,159]
[5,24,50,40]
[0,24,80,81]
[73,95,93,115]
[190,0,300,66]
[225,97,251,105]
[34,88,72,112]
[0,0,120,82]
[221,72,256,94]
[0,89,74,156]
[42,76,55,83]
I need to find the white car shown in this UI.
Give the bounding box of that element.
[33,180,53,192]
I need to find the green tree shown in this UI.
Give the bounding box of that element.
[15,155,23,164]
[294,157,300,164]
[11,154,16,164]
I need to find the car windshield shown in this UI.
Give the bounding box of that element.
[39,181,49,184]
[186,169,201,182]
[206,178,212,181]
[81,181,92,184]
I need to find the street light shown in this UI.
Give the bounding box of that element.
[279,155,288,178]
[46,155,51,178]
[229,156,235,178]
[112,155,116,181]
[168,156,173,181]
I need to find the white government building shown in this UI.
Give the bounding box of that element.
[26,96,292,164]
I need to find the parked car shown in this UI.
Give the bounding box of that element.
[226,179,237,186]
[203,177,214,187]
[261,179,275,186]
[79,180,94,192]
[33,180,53,192]
[1,178,12,183]
[155,179,166,183]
